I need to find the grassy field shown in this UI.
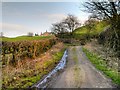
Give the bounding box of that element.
[73,21,108,38]
[1,35,54,42]
[82,47,120,85]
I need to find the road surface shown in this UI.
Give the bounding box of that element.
[49,46,114,88]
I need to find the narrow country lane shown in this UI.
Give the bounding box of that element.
[50,46,114,88]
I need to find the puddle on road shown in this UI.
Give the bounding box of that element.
[32,50,68,89]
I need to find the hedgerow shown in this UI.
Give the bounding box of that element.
[1,38,56,66]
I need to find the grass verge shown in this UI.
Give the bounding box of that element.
[21,49,65,88]
[82,47,120,85]
[2,43,65,89]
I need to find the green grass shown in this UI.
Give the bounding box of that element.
[73,21,108,38]
[10,48,65,88]
[9,75,42,88]
[82,47,120,85]
[72,47,78,64]
[1,35,53,42]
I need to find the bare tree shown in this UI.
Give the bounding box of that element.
[83,0,120,59]
[83,0,120,33]
[51,14,80,35]
[85,18,96,29]
[84,17,96,39]
[83,0,120,20]
[63,14,81,33]
[51,14,81,40]
[83,0,120,41]
[51,22,68,35]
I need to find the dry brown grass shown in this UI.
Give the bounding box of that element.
[2,42,65,88]
[83,39,118,71]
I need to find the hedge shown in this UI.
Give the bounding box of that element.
[1,38,56,66]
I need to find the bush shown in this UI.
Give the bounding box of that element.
[2,38,56,66]
[98,26,120,57]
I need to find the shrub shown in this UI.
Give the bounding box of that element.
[2,38,56,66]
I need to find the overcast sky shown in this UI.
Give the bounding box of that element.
[1,0,90,37]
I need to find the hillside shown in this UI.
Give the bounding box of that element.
[73,21,108,39]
